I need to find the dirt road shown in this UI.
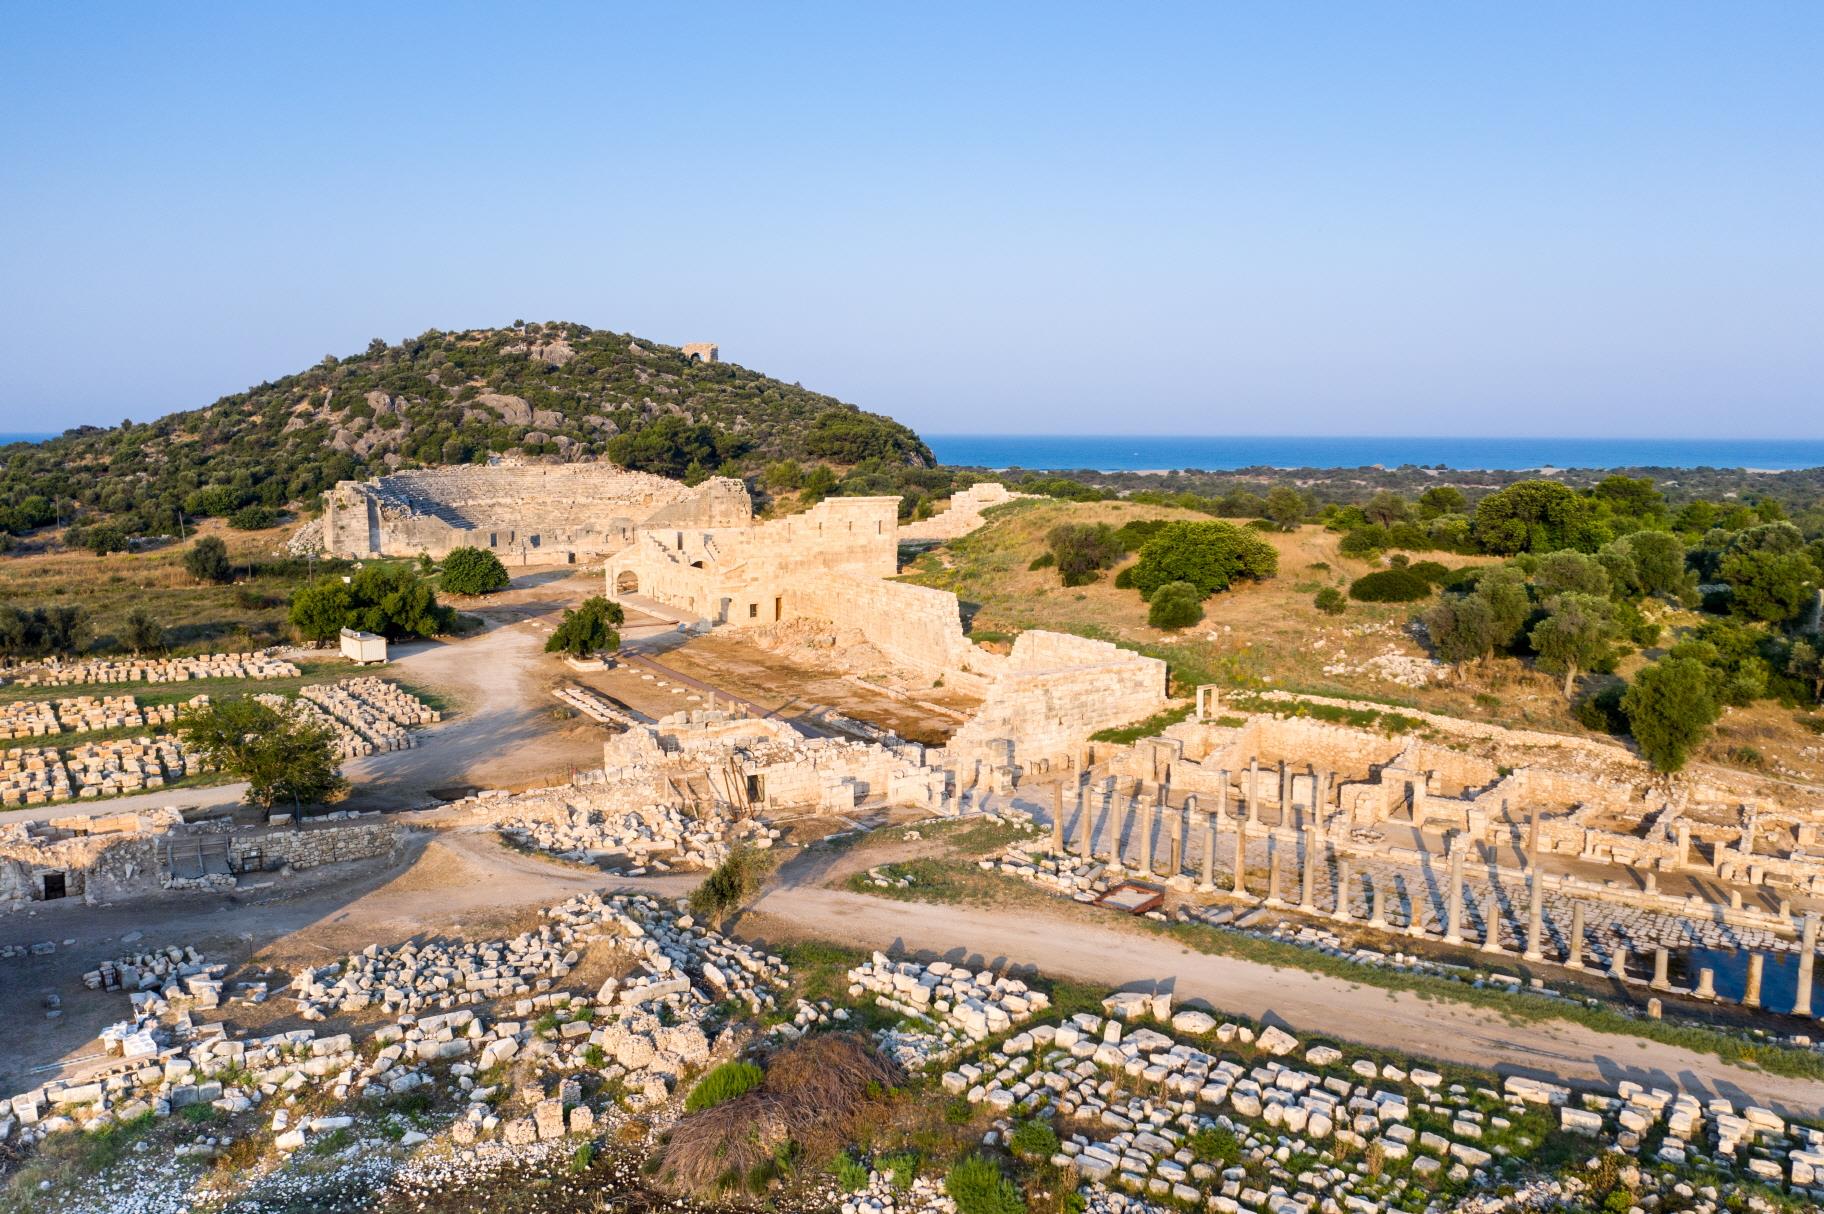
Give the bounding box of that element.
[746,881,1824,1119]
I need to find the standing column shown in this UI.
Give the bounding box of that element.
[1609,944,1629,981]
[1265,837,1285,906]
[1444,840,1466,944]
[1332,858,1353,922]
[1479,891,1506,954]
[1247,759,1260,826]
[1279,761,1291,824]
[1200,811,1217,891]
[1694,968,1716,999]
[1232,821,1249,898]
[1794,914,1818,1018]
[1368,874,1388,928]
[1526,804,1541,858]
[1167,806,1183,877]
[1105,795,1126,875]
[1077,786,1093,862]
[1137,800,1154,876]
[1564,902,1586,969]
[1676,823,1692,868]
[1523,874,1545,962]
[1299,830,1319,912]
[1217,772,1230,823]
[1052,783,1066,854]
[1743,952,1764,1008]
[1651,947,1671,991]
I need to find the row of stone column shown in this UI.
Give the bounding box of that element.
[1046,782,1821,1020]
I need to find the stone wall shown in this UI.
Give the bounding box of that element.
[323,464,749,565]
[608,496,901,624]
[229,821,400,872]
[946,631,1168,775]
[899,482,1027,541]
[785,576,990,678]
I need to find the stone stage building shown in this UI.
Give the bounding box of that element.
[321,463,750,566]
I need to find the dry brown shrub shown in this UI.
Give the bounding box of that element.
[657,1092,791,1193]
[656,1032,901,1195]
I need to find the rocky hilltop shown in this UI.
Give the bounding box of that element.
[0,322,930,537]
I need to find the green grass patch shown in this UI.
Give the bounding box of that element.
[1089,702,1194,744]
[684,1060,765,1112]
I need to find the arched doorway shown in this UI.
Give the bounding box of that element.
[615,570,640,595]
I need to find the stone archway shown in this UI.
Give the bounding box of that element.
[615,570,640,595]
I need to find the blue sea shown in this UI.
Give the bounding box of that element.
[0,432,53,445]
[927,434,1824,473]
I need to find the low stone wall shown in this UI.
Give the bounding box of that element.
[230,821,400,872]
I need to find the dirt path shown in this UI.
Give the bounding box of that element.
[743,879,1824,1120]
[341,571,610,806]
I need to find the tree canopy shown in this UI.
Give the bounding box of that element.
[1128,522,1278,599]
[178,696,347,810]
[1621,657,1720,773]
[546,595,625,658]
[439,546,511,596]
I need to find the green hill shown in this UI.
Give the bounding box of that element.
[0,321,930,540]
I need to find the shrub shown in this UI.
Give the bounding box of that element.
[121,608,164,653]
[1047,523,1122,586]
[228,505,278,530]
[944,1155,1026,1214]
[1187,1126,1241,1166]
[1313,587,1346,615]
[545,595,624,657]
[1573,683,1629,734]
[659,1034,899,1196]
[1129,521,1278,598]
[1008,1118,1060,1160]
[1338,525,1387,557]
[1406,560,1450,585]
[1622,657,1721,772]
[1111,518,1172,550]
[1027,552,1055,571]
[1147,581,1204,630]
[1347,569,1431,602]
[184,535,232,584]
[440,546,511,595]
[1113,566,1135,589]
[684,1060,764,1113]
[832,1151,870,1192]
[687,846,772,927]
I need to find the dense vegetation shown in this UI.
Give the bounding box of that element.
[288,564,455,644]
[0,322,930,543]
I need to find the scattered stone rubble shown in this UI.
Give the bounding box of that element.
[17,651,299,688]
[499,795,777,871]
[849,953,1047,1069]
[940,990,1824,1211]
[3,892,787,1160]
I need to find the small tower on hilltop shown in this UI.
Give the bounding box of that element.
[682,342,719,364]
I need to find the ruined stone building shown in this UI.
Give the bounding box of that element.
[609,493,1168,775]
[321,464,750,565]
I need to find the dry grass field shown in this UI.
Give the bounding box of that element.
[0,518,317,655]
[902,500,1609,737]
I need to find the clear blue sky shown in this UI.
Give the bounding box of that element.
[2,3,1819,438]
